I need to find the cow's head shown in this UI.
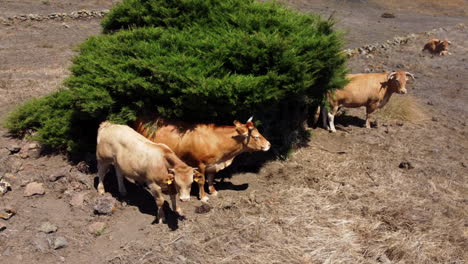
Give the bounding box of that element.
[387,71,415,95]
[168,166,199,202]
[233,117,271,152]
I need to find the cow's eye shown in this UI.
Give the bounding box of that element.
[254,136,260,140]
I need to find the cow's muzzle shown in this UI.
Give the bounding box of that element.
[399,89,407,94]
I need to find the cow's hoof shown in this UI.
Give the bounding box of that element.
[200,196,209,203]
[177,214,186,221]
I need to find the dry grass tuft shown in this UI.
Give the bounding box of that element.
[376,95,428,122]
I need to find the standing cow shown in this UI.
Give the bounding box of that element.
[135,117,271,202]
[96,122,200,223]
[315,71,415,132]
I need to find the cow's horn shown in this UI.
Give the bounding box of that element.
[247,116,253,123]
[387,72,397,80]
[405,72,415,80]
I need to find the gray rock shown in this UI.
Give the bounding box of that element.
[53,237,68,250]
[93,196,116,215]
[399,161,414,170]
[0,223,6,232]
[38,222,58,234]
[6,144,21,154]
[49,168,69,182]
[0,179,12,195]
[88,222,106,235]
[24,182,45,196]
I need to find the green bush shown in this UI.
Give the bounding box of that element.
[6,0,347,155]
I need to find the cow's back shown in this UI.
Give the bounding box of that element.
[332,73,387,107]
[97,123,168,179]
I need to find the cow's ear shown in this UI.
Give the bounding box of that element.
[167,168,175,175]
[233,120,242,127]
[246,121,254,131]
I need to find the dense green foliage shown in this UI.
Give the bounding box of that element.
[6,0,347,155]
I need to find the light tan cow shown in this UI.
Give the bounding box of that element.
[317,71,415,132]
[96,122,200,223]
[422,39,451,56]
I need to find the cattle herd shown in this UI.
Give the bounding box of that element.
[95,39,451,223]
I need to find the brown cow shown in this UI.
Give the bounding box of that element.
[135,117,271,202]
[422,39,451,56]
[316,71,415,132]
[96,122,200,223]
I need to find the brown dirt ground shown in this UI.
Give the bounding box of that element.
[0,1,467,263]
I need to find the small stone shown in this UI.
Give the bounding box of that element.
[49,168,69,182]
[194,203,212,214]
[70,192,86,207]
[396,121,404,126]
[427,101,434,106]
[93,196,116,215]
[0,223,6,232]
[381,13,395,18]
[399,161,414,169]
[76,161,90,174]
[6,145,21,154]
[38,222,58,233]
[431,116,438,122]
[88,222,106,236]
[62,23,70,28]
[1,205,17,220]
[0,179,12,195]
[53,237,68,250]
[24,182,45,196]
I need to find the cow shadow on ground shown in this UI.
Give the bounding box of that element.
[93,171,181,230]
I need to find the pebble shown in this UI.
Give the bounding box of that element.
[88,222,106,236]
[93,196,116,215]
[6,144,21,154]
[24,182,45,196]
[49,168,69,182]
[53,237,68,250]
[38,222,58,234]
[0,223,6,232]
[399,161,414,169]
[70,192,86,207]
[0,179,12,195]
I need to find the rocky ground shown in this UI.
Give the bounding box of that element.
[0,1,467,263]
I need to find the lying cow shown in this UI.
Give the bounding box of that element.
[96,121,200,223]
[316,71,415,132]
[422,39,451,56]
[135,117,271,202]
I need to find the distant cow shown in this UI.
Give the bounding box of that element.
[135,117,271,202]
[422,39,451,55]
[315,71,415,132]
[96,122,200,223]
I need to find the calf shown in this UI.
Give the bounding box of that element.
[135,117,271,202]
[317,71,414,132]
[423,39,451,56]
[96,122,199,223]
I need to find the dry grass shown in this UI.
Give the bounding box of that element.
[375,95,428,123]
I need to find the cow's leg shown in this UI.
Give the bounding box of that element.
[321,106,329,130]
[365,104,378,128]
[170,194,184,219]
[327,106,338,133]
[114,166,127,197]
[207,173,218,196]
[197,164,209,202]
[147,183,165,224]
[97,161,110,195]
